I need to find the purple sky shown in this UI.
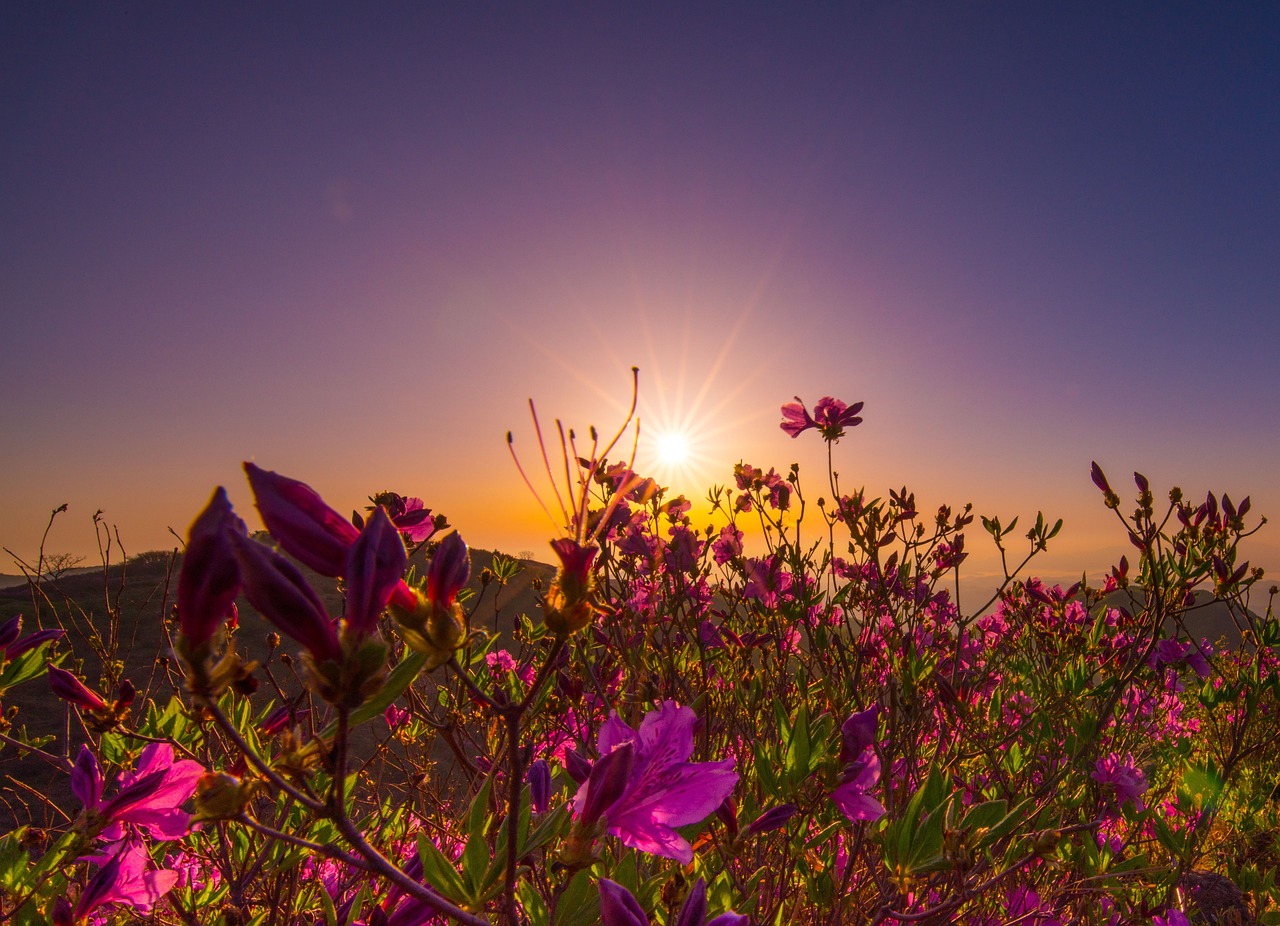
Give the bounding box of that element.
[3,4,1278,590]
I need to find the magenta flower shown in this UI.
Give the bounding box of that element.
[75,838,179,921]
[73,743,204,841]
[599,878,747,926]
[343,506,408,640]
[48,665,109,711]
[177,487,245,649]
[229,532,342,664]
[244,463,360,577]
[780,396,864,441]
[359,492,441,543]
[1092,752,1148,812]
[427,532,471,610]
[0,615,64,662]
[245,463,419,612]
[573,701,738,864]
[830,706,886,823]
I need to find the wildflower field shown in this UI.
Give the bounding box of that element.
[0,383,1275,926]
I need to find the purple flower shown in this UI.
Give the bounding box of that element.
[1092,752,1148,811]
[360,492,441,544]
[73,743,204,841]
[177,487,245,649]
[599,879,748,926]
[75,838,179,920]
[244,463,360,577]
[48,665,109,711]
[427,532,470,611]
[527,759,551,814]
[343,506,408,640]
[245,464,419,612]
[229,532,342,664]
[830,706,886,823]
[573,701,738,864]
[780,396,864,441]
[4,625,65,661]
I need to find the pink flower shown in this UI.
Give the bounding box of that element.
[48,665,109,711]
[176,487,245,649]
[75,838,179,921]
[73,743,204,841]
[830,706,886,823]
[574,701,738,864]
[599,878,747,926]
[780,396,864,441]
[359,492,441,543]
[1092,752,1148,812]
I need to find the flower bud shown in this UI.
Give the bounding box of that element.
[47,665,108,711]
[177,487,245,652]
[343,507,407,641]
[528,758,551,814]
[243,463,359,577]
[230,533,341,665]
[543,539,602,636]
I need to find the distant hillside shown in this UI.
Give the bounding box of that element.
[0,545,553,829]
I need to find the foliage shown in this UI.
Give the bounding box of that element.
[0,385,1275,926]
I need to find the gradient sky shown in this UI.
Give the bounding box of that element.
[3,3,1278,592]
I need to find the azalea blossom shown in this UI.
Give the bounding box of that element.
[830,706,886,823]
[599,878,748,926]
[176,486,245,649]
[73,742,205,842]
[1092,752,1148,812]
[75,838,180,921]
[780,396,864,441]
[573,701,737,864]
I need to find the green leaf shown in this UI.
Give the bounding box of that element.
[417,832,468,902]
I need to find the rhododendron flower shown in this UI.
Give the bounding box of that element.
[831,706,886,822]
[359,491,440,543]
[544,538,603,635]
[244,463,417,612]
[73,743,204,841]
[176,487,245,649]
[75,838,179,921]
[48,665,109,711]
[229,531,342,664]
[599,878,747,926]
[0,618,64,662]
[780,396,863,441]
[573,701,737,864]
[1092,752,1148,811]
[343,506,408,640]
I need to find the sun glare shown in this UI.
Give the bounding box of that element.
[656,432,689,466]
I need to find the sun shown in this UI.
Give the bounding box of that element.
[656,432,690,466]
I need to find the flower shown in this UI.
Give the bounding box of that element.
[0,616,64,662]
[830,706,886,823]
[780,396,864,441]
[360,492,441,544]
[176,487,245,650]
[48,665,109,711]
[599,878,748,926]
[573,701,738,864]
[244,464,419,612]
[1092,752,1148,812]
[229,531,342,664]
[73,743,204,841]
[244,463,360,577]
[74,838,180,921]
[343,506,408,640]
[544,538,603,635]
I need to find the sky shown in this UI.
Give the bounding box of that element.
[2,3,1278,594]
